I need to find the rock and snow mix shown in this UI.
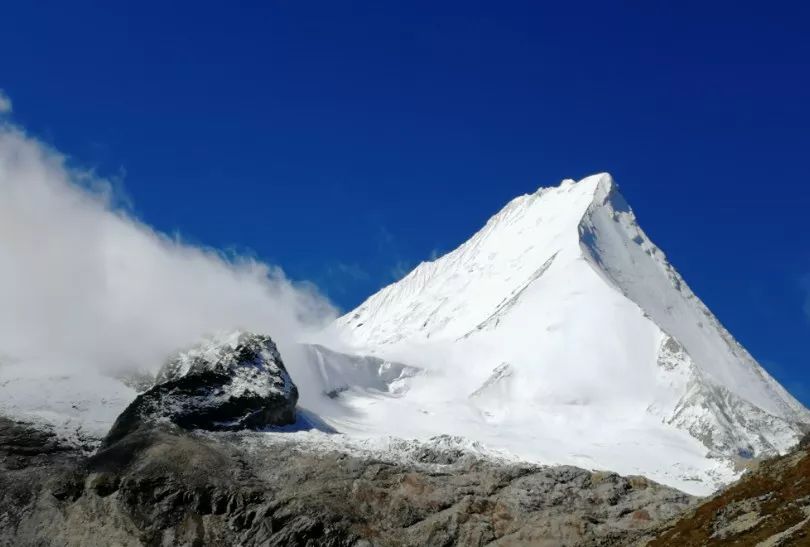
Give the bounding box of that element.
[316,173,810,495]
[1,173,807,497]
[158,331,297,402]
[104,332,299,445]
[0,365,136,447]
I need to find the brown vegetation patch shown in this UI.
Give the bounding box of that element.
[648,452,810,546]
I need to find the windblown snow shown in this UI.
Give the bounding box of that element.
[315,174,810,495]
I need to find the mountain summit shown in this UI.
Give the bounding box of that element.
[325,174,810,495]
[0,173,805,497]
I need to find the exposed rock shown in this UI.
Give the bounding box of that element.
[0,417,84,535]
[0,416,72,463]
[0,331,700,545]
[0,417,695,546]
[105,332,298,445]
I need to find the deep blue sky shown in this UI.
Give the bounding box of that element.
[1,1,808,403]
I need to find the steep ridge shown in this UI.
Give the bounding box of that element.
[322,174,810,495]
[335,176,598,346]
[578,178,809,439]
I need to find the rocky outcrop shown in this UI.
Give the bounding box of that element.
[0,417,695,547]
[0,417,85,538]
[105,332,298,446]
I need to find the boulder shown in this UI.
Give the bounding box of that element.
[105,332,298,445]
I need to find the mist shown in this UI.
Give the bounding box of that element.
[0,122,337,380]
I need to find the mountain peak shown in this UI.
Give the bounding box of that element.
[336,173,625,347]
[544,171,612,192]
[326,173,809,495]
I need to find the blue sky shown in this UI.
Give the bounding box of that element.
[1,1,808,403]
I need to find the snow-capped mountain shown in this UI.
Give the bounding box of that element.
[322,173,810,495]
[1,172,805,497]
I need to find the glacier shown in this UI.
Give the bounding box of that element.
[314,173,810,495]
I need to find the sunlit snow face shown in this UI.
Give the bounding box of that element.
[313,173,809,497]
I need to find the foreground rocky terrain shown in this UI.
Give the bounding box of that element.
[0,332,692,546]
[0,416,694,546]
[2,332,808,546]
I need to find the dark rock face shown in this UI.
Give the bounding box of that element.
[0,419,695,547]
[0,418,84,536]
[105,332,298,445]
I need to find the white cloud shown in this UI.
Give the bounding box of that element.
[0,90,11,114]
[0,124,337,378]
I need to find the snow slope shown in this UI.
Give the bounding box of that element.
[0,361,137,447]
[319,173,810,495]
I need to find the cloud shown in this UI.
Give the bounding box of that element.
[0,90,11,114]
[0,124,337,378]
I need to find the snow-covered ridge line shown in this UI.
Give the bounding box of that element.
[577,174,809,424]
[333,175,601,347]
[321,173,809,495]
